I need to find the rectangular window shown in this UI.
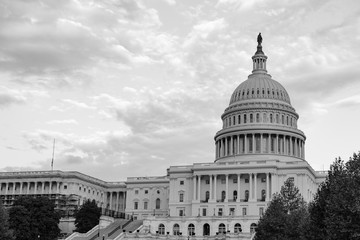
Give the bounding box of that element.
[259,207,264,216]
[261,178,266,183]
[179,209,184,216]
[135,190,139,194]
[134,202,138,210]
[218,208,223,216]
[202,208,207,216]
[64,185,67,189]
[221,179,226,184]
[144,202,148,210]
[205,180,210,184]
[233,178,237,183]
[245,178,249,183]
[179,193,184,202]
[230,208,235,215]
[242,207,247,216]
[145,190,148,194]
[180,180,184,185]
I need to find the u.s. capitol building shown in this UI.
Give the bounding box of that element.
[0,35,327,238]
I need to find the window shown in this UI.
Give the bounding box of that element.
[261,190,266,201]
[135,190,139,194]
[134,201,138,210]
[156,198,161,209]
[288,177,294,183]
[205,191,209,201]
[158,224,165,235]
[179,209,184,216]
[229,117,231,126]
[218,208,223,216]
[244,114,247,123]
[233,190,237,201]
[259,207,264,216]
[245,190,249,202]
[218,223,226,234]
[229,208,235,215]
[242,207,247,216]
[180,180,184,185]
[238,115,241,124]
[270,113,273,123]
[233,116,235,126]
[79,187,81,190]
[64,185,67,190]
[221,191,226,201]
[179,193,184,202]
[256,113,260,122]
[263,113,266,122]
[234,223,242,233]
[261,178,266,183]
[157,190,160,194]
[250,223,257,233]
[202,208,207,216]
[188,224,195,236]
[245,178,249,183]
[144,201,148,210]
[221,179,226,184]
[205,180,210,184]
[145,190,148,194]
[233,178,237,183]
[250,114,253,123]
[173,224,180,235]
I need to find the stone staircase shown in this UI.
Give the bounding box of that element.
[66,219,135,240]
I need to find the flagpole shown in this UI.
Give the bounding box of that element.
[51,139,55,171]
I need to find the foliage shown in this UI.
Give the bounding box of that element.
[9,196,60,240]
[0,200,13,240]
[255,178,308,240]
[307,152,360,240]
[75,199,101,233]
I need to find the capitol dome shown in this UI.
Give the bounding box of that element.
[214,34,305,163]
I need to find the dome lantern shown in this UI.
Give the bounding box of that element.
[251,33,268,74]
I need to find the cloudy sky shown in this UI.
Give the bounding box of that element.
[0,0,359,181]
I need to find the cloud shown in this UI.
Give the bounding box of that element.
[46,119,79,125]
[0,0,163,88]
[0,86,49,108]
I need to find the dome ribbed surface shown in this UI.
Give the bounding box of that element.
[229,74,291,105]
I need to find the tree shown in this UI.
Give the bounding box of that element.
[255,178,308,240]
[75,199,101,233]
[0,201,13,240]
[307,152,360,240]
[9,196,60,240]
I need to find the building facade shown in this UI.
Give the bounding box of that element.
[0,37,327,237]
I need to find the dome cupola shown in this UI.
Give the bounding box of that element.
[214,33,306,163]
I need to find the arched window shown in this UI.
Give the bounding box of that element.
[173,224,180,235]
[233,190,237,201]
[250,223,257,233]
[188,223,195,236]
[233,116,235,126]
[256,113,260,122]
[263,113,266,122]
[229,117,231,126]
[203,223,210,236]
[205,191,209,202]
[238,115,241,124]
[158,224,165,235]
[270,113,273,123]
[276,114,279,123]
[219,223,226,234]
[156,198,161,209]
[250,113,253,123]
[234,223,242,233]
[286,116,289,125]
[261,190,266,201]
[245,190,249,202]
[221,191,226,201]
[244,114,247,123]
